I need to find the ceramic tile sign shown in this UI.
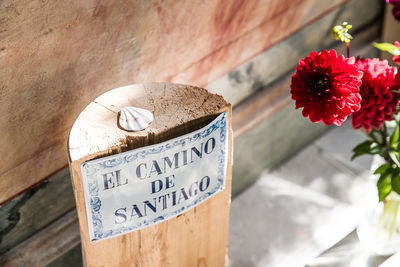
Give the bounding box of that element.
[81,112,228,242]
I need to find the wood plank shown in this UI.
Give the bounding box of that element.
[0,142,68,204]
[0,210,80,267]
[173,0,349,85]
[207,0,383,106]
[68,83,233,266]
[381,4,400,63]
[0,0,350,203]
[0,168,75,255]
[45,244,82,267]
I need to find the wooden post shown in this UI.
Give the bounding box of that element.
[68,83,233,267]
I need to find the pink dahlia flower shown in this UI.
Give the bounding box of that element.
[393,41,400,65]
[351,58,400,132]
[387,0,400,21]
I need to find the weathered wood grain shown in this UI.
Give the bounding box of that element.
[171,0,350,85]
[0,168,75,255]
[0,0,349,204]
[381,4,400,63]
[68,83,233,267]
[207,0,383,106]
[0,210,80,267]
[45,244,82,267]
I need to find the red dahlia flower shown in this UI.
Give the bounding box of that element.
[351,58,400,132]
[386,0,400,21]
[393,41,400,65]
[290,49,363,126]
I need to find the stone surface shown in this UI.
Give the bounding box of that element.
[379,251,400,267]
[274,143,375,206]
[314,122,373,175]
[306,231,390,267]
[228,174,362,267]
[228,115,386,266]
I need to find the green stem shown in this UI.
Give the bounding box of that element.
[377,198,400,240]
[381,126,387,148]
[367,127,392,164]
[381,125,391,164]
[369,131,380,145]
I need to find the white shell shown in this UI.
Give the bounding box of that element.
[118,106,153,132]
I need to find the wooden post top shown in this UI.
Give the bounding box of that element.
[68,83,229,163]
[67,83,232,267]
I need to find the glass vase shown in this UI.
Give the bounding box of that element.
[357,192,400,255]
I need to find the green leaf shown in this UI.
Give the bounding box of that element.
[389,151,400,168]
[377,171,392,201]
[374,163,390,175]
[390,123,400,150]
[373,42,400,56]
[392,174,400,195]
[351,140,380,160]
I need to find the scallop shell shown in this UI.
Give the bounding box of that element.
[118,106,153,132]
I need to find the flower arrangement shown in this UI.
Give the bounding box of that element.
[290,13,400,252]
[291,23,400,202]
